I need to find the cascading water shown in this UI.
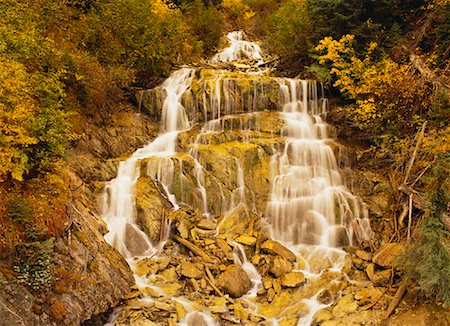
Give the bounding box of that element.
[102,31,373,326]
[102,68,194,258]
[210,31,263,65]
[265,79,372,248]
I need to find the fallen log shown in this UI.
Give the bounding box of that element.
[173,234,216,263]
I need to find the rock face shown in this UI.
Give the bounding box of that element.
[217,264,252,297]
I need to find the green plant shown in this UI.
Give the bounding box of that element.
[7,197,33,224]
[13,238,54,291]
[266,0,312,62]
[398,155,450,305]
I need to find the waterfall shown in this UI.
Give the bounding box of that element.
[265,79,372,247]
[102,31,373,326]
[102,68,194,258]
[210,31,263,64]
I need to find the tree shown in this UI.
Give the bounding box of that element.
[267,0,312,63]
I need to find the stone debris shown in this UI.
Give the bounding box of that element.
[114,184,407,326]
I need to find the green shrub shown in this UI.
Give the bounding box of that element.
[398,155,450,305]
[7,198,33,225]
[266,0,312,62]
[13,239,55,292]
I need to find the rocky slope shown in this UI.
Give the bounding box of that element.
[0,109,159,326]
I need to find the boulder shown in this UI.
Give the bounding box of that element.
[217,264,252,298]
[372,269,392,286]
[372,243,404,268]
[280,272,306,288]
[261,240,296,262]
[197,219,216,230]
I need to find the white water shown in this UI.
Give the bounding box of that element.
[102,68,194,258]
[232,242,263,299]
[266,79,372,248]
[210,31,263,64]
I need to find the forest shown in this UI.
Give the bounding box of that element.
[0,0,449,325]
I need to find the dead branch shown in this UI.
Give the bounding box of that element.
[173,235,216,263]
[403,122,427,185]
[384,281,408,320]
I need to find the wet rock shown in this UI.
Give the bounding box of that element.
[269,256,293,277]
[155,300,176,312]
[135,176,171,242]
[136,87,167,119]
[332,294,358,318]
[217,203,250,237]
[124,223,153,257]
[180,261,203,279]
[280,272,306,288]
[218,264,252,298]
[372,243,404,268]
[261,240,296,262]
[313,309,333,324]
[318,289,333,305]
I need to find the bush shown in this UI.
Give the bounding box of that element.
[315,35,431,136]
[182,0,225,56]
[266,0,312,63]
[7,197,33,225]
[398,156,450,305]
[13,239,54,292]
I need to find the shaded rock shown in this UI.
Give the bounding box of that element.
[269,256,293,277]
[372,243,404,268]
[217,264,251,298]
[180,261,203,279]
[318,289,333,305]
[261,240,296,262]
[280,272,306,288]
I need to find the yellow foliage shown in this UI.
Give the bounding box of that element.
[0,56,38,181]
[316,35,430,128]
[222,0,255,25]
